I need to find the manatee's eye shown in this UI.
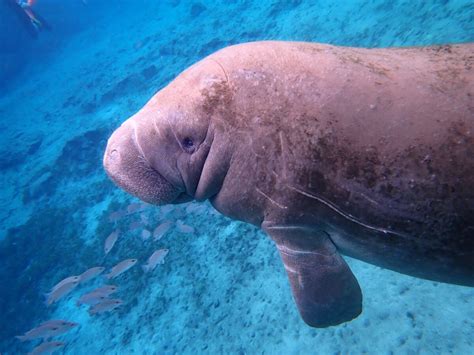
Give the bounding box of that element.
[182,137,194,151]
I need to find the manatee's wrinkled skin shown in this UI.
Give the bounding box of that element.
[104,41,474,327]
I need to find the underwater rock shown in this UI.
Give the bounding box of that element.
[190,3,207,18]
[101,74,145,104]
[141,65,158,80]
[268,0,302,17]
[59,128,109,178]
[27,139,43,155]
[80,100,98,114]
[199,38,226,57]
[23,127,110,203]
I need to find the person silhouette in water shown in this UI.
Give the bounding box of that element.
[13,0,51,37]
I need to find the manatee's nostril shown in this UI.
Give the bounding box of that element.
[109,148,119,162]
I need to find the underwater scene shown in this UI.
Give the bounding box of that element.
[1,0,473,354]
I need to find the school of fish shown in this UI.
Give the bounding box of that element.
[14,201,198,354]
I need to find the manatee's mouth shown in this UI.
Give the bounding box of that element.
[103,122,187,205]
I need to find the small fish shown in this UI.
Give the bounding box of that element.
[41,322,77,338]
[159,205,174,216]
[45,280,79,306]
[16,322,77,342]
[76,293,108,306]
[104,230,119,255]
[141,229,151,241]
[106,259,138,279]
[142,249,169,273]
[108,210,126,223]
[88,299,123,315]
[177,220,194,234]
[193,205,208,214]
[153,220,172,241]
[28,341,64,354]
[88,284,119,296]
[38,320,77,329]
[50,276,80,293]
[126,202,148,215]
[129,220,144,231]
[79,266,105,284]
[185,203,205,214]
[77,285,118,306]
[16,325,56,342]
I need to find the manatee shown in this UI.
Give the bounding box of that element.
[103,41,474,327]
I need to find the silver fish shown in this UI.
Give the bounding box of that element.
[106,259,137,279]
[38,320,77,329]
[50,276,80,293]
[108,210,126,223]
[177,220,194,234]
[88,284,118,296]
[129,220,144,231]
[185,203,206,214]
[76,293,108,306]
[142,249,169,273]
[45,280,79,306]
[28,341,64,354]
[88,299,123,315]
[77,285,118,306]
[104,230,119,255]
[16,325,57,342]
[160,205,174,214]
[126,202,148,215]
[153,220,172,241]
[79,266,105,284]
[40,323,77,338]
[16,322,77,342]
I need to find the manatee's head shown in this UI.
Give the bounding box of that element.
[103,58,231,205]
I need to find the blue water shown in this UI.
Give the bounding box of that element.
[0,0,473,354]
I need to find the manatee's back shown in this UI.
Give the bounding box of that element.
[210,41,474,285]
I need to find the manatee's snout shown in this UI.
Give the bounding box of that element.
[103,121,182,205]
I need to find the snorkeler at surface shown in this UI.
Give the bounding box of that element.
[10,0,51,37]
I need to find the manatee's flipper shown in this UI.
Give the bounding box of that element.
[263,223,362,327]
